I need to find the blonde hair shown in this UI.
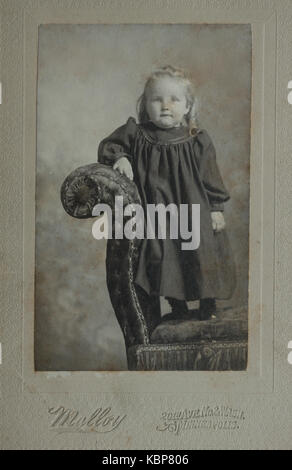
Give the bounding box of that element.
[137,65,199,135]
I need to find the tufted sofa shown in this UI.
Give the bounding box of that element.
[61,163,248,371]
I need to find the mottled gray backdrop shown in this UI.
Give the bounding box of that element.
[35,24,251,370]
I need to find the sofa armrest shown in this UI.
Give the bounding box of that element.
[60,163,160,348]
[60,163,141,219]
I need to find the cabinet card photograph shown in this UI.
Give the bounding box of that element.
[4,0,292,452]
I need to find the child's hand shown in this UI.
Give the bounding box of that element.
[113,157,133,181]
[211,211,226,232]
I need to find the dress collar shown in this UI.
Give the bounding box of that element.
[138,121,201,145]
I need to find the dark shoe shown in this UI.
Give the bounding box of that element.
[199,298,217,321]
[165,297,188,315]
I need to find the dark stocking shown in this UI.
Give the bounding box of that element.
[165,297,188,315]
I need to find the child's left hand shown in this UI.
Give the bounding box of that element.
[211,211,226,232]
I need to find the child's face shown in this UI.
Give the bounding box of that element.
[145,76,190,129]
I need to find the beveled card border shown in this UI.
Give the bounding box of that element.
[14,6,277,394]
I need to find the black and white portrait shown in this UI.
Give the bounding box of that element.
[35,24,251,371]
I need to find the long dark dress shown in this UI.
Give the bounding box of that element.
[98,117,236,301]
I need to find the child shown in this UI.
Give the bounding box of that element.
[98,65,236,320]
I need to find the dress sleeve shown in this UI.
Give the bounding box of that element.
[97,117,137,165]
[196,130,230,211]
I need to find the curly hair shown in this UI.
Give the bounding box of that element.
[136,65,199,135]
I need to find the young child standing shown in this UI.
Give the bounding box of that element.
[98,65,236,320]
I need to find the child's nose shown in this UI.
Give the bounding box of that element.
[161,100,170,109]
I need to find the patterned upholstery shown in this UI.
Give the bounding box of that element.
[151,307,247,344]
[127,342,247,371]
[61,163,248,371]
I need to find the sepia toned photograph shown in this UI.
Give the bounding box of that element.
[35,23,251,371]
[3,0,292,451]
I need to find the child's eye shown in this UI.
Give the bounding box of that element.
[171,96,180,102]
[151,97,162,102]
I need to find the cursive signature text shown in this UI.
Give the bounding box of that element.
[48,405,126,434]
